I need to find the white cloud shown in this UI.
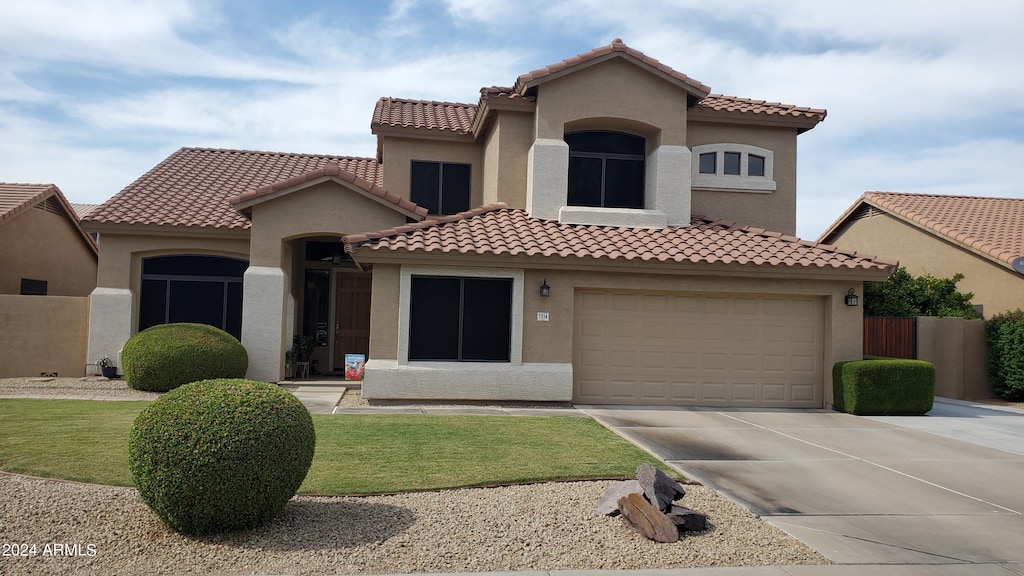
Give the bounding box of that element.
[798,137,1024,239]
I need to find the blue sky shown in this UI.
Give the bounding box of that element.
[2,0,1022,239]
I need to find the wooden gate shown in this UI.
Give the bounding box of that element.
[863,317,917,359]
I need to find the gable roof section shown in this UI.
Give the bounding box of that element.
[372,97,477,136]
[0,182,98,255]
[84,148,384,231]
[513,38,711,101]
[373,91,826,139]
[819,192,1024,269]
[345,204,895,275]
[229,163,427,220]
[373,39,825,140]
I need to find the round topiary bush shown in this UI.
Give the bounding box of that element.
[121,323,248,392]
[128,378,315,535]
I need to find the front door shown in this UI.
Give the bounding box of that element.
[333,269,372,371]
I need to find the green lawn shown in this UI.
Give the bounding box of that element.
[0,399,663,494]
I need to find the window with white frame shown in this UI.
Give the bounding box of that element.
[409,276,513,362]
[398,266,524,366]
[692,144,776,192]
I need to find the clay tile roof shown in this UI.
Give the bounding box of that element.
[0,182,58,225]
[696,94,828,121]
[513,38,712,98]
[0,182,98,253]
[344,205,896,272]
[852,192,1024,267]
[70,203,100,219]
[83,148,384,230]
[228,163,427,218]
[372,97,477,134]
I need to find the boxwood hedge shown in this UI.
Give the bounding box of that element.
[832,359,935,416]
[128,378,315,535]
[121,323,248,392]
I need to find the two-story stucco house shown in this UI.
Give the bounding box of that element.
[81,39,895,408]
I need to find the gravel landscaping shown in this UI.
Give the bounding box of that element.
[0,377,828,574]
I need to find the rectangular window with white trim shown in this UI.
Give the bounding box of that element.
[408,276,513,362]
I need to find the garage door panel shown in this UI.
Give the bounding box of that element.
[732,383,758,401]
[762,383,787,401]
[669,381,698,401]
[574,291,824,408]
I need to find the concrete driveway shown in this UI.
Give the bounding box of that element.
[580,400,1024,567]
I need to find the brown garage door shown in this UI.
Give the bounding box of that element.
[573,290,824,407]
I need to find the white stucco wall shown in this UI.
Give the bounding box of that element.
[242,266,286,382]
[86,287,133,374]
[526,138,569,220]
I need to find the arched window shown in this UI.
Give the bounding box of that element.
[139,255,247,339]
[565,131,645,209]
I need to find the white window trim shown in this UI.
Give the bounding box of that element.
[692,143,776,193]
[397,265,524,366]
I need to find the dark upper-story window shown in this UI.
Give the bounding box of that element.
[410,161,471,215]
[698,152,716,174]
[724,152,741,175]
[565,131,645,209]
[748,154,766,177]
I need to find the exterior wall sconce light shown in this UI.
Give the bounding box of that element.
[539,278,551,297]
[845,288,859,307]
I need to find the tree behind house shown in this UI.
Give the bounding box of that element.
[864,267,979,319]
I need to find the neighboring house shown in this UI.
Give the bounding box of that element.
[0,183,98,296]
[819,192,1024,317]
[81,39,895,408]
[0,183,97,378]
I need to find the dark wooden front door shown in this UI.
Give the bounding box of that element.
[333,270,371,371]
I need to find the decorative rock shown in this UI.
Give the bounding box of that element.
[617,493,679,543]
[636,463,686,511]
[595,480,644,516]
[666,505,708,532]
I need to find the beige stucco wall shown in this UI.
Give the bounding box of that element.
[362,257,865,407]
[532,58,689,145]
[521,269,861,406]
[379,138,484,209]
[687,123,799,235]
[367,264,401,360]
[916,316,992,400]
[826,212,1024,316]
[0,207,97,296]
[95,233,249,291]
[0,295,89,377]
[93,232,249,335]
[482,111,533,209]
[248,181,412,266]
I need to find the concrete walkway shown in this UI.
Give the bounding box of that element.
[580,401,1024,570]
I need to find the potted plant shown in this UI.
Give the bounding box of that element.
[284,348,296,379]
[97,357,118,379]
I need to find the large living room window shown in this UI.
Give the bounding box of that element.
[139,255,246,339]
[410,161,471,215]
[408,276,512,362]
[566,131,646,209]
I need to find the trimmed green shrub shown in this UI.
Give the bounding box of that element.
[128,379,315,535]
[122,323,248,392]
[833,359,935,415]
[985,309,1024,400]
